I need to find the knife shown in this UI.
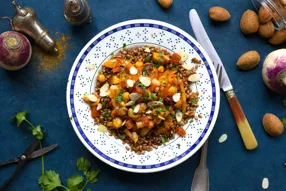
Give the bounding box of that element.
[189,9,258,150]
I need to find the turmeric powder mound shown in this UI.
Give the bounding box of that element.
[32,32,71,71]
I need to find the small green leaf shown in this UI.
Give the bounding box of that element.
[15,110,28,127]
[86,188,92,191]
[122,43,126,48]
[145,56,150,62]
[177,144,181,149]
[282,116,286,128]
[161,136,166,145]
[67,175,84,189]
[85,169,100,183]
[283,98,286,107]
[77,157,91,173]
[32,125,44,140]
[38,170,62,191]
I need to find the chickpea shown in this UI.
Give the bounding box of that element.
[97,74,106,82]
[122,92,130,102]
[113,118,123,128]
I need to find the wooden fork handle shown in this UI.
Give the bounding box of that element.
[225,90,258,150]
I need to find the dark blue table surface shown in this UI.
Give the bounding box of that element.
[0,0,285,190]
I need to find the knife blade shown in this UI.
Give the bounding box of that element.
[189,9,258,150]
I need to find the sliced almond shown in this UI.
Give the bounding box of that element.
[133,104,140,113]
[188,74,200,82]
[96,103,102,110]
[139,76,151,87]
[147,101,164,107]
[97,124,107,133]
[87,64,95,70]
[218,134,228,143]
[144,47,151,53]
[262,178,269,189]
[87,94,98,102]
[110,59,117,62]
[126,100,135,106]
[177,49,189,61]
[182,64,192,70]
[126,79,135,88]
[176,111,183,122]
[145,110,152,114]
[100,83,110,93]
[158,116,165,120]
[100,90,110,97]
[130,93,142,101]
[172,93,181,102]
[130,66,138,75]
[122,120,126,126]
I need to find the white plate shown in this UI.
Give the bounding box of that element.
[66,19,220,173]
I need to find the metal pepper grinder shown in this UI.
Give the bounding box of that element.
[9,1,58,52]
[63,0,92,25]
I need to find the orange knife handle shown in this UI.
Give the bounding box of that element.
[225,90,258,150]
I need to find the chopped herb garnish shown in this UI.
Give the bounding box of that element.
[153,62,160,68]
[161,136,167,145]
[167,64,173,69]
[116,94,123,103]
[132,105,136,110]
[189,119,193,124]
[159,97,164,102]
[102,102,107,108]
[283,98,286,107]
[283,116,286,128]
[177,144,181,149]
[191,98,196,105]
[142,67,149,76]
[151,93,157,100]
[143,92,150,101]
[155,108,166,113]
[69,116,73,120]
[103,111,111,118]
[110,52,114,57]
[123,43,126,48]
[171,67,178,71]
[145,56,151,62]
[138,82,146,90]
[118,134,126,139]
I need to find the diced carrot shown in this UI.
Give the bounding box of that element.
[148,121,155,129]
[174,99,182,109]
[149,68,158,79]
[176,127,186,136]
[170,53,181,65]
[112,66,122,73]
[91,106,99,118]
[141,116,150,127]
[103,59,119,68]
[125,120,135,129]
[134,86,144,95]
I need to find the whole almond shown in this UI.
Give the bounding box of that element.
[157,0,172,9]
[236,51,260,70]
[268,29,286,45]
[240,10,259,35]
[262,113,284,136]
[258,21,275,38]
[258,6,272,23]
[209,6,231,22]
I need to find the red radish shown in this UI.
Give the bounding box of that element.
[0,31,32,71]
[262,49,286,95]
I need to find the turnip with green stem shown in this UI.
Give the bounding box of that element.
[262,49,286,95]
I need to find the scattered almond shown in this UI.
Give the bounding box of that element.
[188,73,200,82]
[126,100,135,106]
[268,29,286,45]
[147,101,164,107]
[209,6,231,22]
[87,64,95,70]
[218,134,228,143]
[99,90,110,97]
[130,93,142,101]
[130,66,138,75]
[176,111,183,122]
[258,21,275,38]
[96,103,102,110]
[144,47,151,53]
[100,83,109,93]
[182,64,192,70]
[133,104,140,113]
[157,0,172,9]
[262,113,284,136]
[262,178,269,189]
[240,10,259,35]
[236,51,260,70]
[258,6,272,24]
[126,79,134,88]
[177,50,189,61]
[97,124,107,133]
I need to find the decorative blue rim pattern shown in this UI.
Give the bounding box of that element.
[69,23,217,169]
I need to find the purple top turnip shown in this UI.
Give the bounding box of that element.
[0,31,32,71]
[262,49,286,95]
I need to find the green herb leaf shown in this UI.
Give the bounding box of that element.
[86,188,92,191]
[190,98,196,105]
[85,169,100,183]
[122,43,126,48]
[14,110,28,127]
[38,170,62,191]
[77,157,91,173]
[116,94,123,103]
[153,62,160,68]
[155,108,166,113]
[159,97,164,102]
[67,175,84,190]
[283,98,286,107]
[145,56,151,62]
[282,116,286,128]
[103,111,111,118]
[118,134,126,139]
[32,125,44,140]
[151,93,157,100]
[161,136,166,145]
[110,52,114,57]
[189,119,193,124]
[177,144,181,149]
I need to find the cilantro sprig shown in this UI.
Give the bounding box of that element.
[39,157,99,191]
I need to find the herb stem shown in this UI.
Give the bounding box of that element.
[39,141,45,175]
[25,119,35,129]
[80,181,88,190]
[60,185,70,191]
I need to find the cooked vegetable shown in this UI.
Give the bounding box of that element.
[262,49,286,94]
[0,31,32,71]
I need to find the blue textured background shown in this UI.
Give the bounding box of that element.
[0,0,285,191]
